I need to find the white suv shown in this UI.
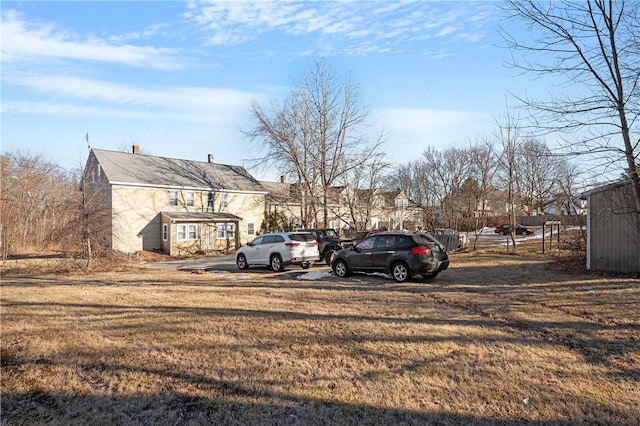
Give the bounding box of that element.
[236,232,320,272]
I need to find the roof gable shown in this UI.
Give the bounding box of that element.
[91,149,266,193]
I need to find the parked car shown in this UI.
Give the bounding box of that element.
[297,228,354,265]
[236,232,320,272]
[494,224,534,235]
[330,231,449,282]
[433,228,468,250]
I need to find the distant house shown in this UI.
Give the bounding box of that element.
[260,179,423,232]
[83,147,267,256]
[582,180,640,273]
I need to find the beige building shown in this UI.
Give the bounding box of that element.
[83,147,267,256]
[83,147,426,256]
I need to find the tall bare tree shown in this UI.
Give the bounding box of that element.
[516,139,562,215]
[467,139,499,248]
[386,160,440,231]
[337,153,390,230]
[494,109,523,252]
[246,57,385,227]
[422,146,471,231]
[501,0,640,213]
[1,151,73,257]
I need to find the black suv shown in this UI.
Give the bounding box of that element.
[297,228,354,265]
[330,231,449,282]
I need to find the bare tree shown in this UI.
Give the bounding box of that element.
[1,150,111,266]
[0,151,74,257]
[337,153,390,230]
[467,139,499,248]
[501,0,640,213]
[493,109,523,252]
[422,146,471,231]
[386,160,439,231]
[516,139,562,215]
[245,57,385,227]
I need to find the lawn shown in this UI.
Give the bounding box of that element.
[1,252,639,425]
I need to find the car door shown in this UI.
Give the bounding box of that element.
[259,235,279,264]
[243,235,264,264]
[369,235,397,271]
[349,235,377,270]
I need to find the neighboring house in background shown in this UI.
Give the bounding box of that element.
[83,147,267,256]
[261,179,423,233]
[582,179,640,273]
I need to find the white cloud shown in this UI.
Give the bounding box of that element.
[3,74,260,123]
[1,10,185,70]
[185,1,493,55]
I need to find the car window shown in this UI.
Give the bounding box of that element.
[357,236,376,250]
[413,235,432,246]
[376,235,396,249]
[396,235,416,249]
[321,229,336,238]
[263,235,276,244]
[288,233,315,242]
[250,236,264,245]
[274,235,285,243]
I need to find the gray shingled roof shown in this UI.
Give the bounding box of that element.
[92,149,266,193]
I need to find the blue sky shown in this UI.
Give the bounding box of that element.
[2,0,538,180]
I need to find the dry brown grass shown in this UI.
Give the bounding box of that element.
[1,252,639,425]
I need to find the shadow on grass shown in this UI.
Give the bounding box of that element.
[3,294,639,382]
[0,391,596,426]
[1,362,627,426]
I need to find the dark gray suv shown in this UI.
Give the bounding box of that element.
[330,231,449,282]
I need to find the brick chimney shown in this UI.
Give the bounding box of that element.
[280,175,286,183]
[208,154,214,163]
[132,145,140,154]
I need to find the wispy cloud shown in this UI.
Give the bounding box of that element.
[3,74,259,123]
[1,10,185,70]
[184,0,493,56]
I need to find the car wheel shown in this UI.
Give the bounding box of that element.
[332,259,351,278]
[236,254,248,270]
[422,271,438,280]
[270,254,284,272]
[324,249,335,265]
[391,262,411,282]
[301,262,311,269]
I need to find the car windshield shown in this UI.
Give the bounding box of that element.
[289,233,315,242]
[323,229,338,238]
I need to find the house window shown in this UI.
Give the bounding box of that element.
[207,192,215,210]
[396,199,408,210]
[216,223,235,239]
[169,191,178,206]
[247,222,255,236]
[186,191,195,207]
[220,193,228,208]
[162,224,168,241]
[177,224,197,241]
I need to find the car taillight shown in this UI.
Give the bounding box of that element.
[285,242,300,247]
[411,246,431,255]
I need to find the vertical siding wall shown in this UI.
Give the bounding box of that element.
[589,184,640,273]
